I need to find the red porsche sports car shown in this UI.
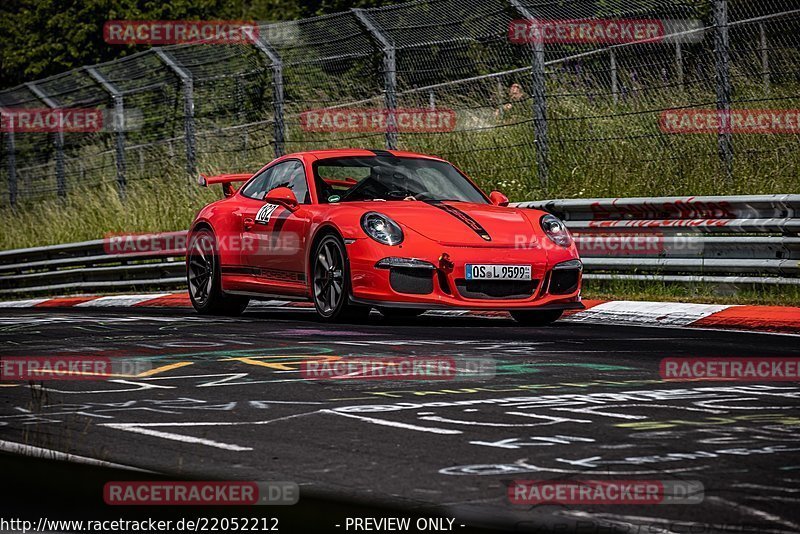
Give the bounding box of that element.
[187,149,583,324]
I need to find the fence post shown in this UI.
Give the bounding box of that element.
[675,42,684,89]
[86,67,127,199]
[155,49,196,179]
[234,75,245,123]
[532,39,549,190]
[5,133,17,207]
[713,0,733,182]
[1,111,17,207]
[759,22,769,93]
[353,8,397,150]
[509,0,548,190]
[25,82,66,198]
[250,30,285,158]
[610,49,619,104]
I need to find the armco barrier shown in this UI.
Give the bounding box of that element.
[514,194,800,285]
[0,233,186,296]
[0,195,798,296]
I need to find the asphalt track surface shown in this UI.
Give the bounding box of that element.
[1,306,800,533]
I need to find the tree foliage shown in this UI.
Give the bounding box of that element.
[0,0,399,88]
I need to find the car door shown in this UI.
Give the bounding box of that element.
[241,159,311,296]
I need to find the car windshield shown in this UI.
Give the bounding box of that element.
[313,156,488,204]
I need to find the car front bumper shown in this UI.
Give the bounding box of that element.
[346,237,583,311]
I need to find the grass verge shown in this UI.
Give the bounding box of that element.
[583,278,800,306]
[0,178,216,250]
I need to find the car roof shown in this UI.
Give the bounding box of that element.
[285,148,447,162]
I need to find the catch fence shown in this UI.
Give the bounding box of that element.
[0,0,798,207]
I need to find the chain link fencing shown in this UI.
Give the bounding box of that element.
[0,0,798,208]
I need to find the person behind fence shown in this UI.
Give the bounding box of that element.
[494,82,526,121]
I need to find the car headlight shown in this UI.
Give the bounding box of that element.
[361,212,404,245]
[540,214,572,247]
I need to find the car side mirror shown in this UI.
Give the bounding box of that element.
[489,190,509,207]
[265,186,299,211]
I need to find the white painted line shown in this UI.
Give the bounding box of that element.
[103,424,253,452]
[75,293,171,307]
[0,298,49,308]
[565,300,732,327]
[100,411,322,451]
[0,439,154,472]
[324,409,462,435]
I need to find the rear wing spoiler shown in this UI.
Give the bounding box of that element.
[197,173,252,197]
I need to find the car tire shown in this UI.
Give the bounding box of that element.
[187,228,249,316]
[510,309,563,326]
[312,234,370,323]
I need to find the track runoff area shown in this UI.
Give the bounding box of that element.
[0,299,799,534]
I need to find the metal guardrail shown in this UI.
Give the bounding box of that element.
[0,234,187,296]
[0,195,798,296]
[514,194,800,285]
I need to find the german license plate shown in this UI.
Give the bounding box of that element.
[465,264,532,281]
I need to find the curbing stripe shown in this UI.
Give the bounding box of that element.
[133,293,191,307]
[75,294,172,307]
[35,296,97,307]
[0,298,50,308]
[563,300,732,327]
[693,305,800,334]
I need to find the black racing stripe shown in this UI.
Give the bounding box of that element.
[428,202,492,241]
[222,265,305,282]
[221,265,258,275]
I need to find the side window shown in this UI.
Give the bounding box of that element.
[267,160,309,204]
[240,167,274,200]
